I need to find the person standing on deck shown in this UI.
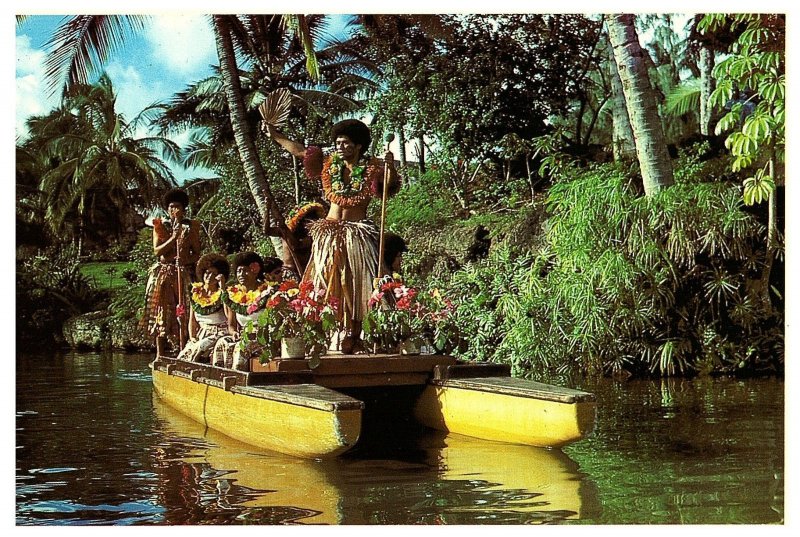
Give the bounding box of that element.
[264,119,401,353]
[141,189,201,356]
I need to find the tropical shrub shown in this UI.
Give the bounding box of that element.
[17,243,108,346]
[430,148,782,379]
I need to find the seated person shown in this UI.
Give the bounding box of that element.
[177,253,230,363]
[212,252,282,370]
[280,201,327,280]
[382,232,408,277]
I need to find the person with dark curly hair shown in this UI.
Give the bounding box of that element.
[382,232,408,275]
[212,252,282,370]
[264,119,401,353]
[177,253,230,363]
[280,201,327,279]
[141,188,201,356]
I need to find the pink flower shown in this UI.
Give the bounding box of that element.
[247,302,259,314]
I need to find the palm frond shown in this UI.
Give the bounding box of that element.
[44,15,148,97]
[257,88,293,128]
[665,79,701,117]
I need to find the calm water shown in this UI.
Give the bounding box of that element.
[15,351,784,525]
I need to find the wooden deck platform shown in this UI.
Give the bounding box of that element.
[155,353,462,390]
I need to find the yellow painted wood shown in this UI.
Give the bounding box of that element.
[152,369,361,459]
[153,395,343,523]
[413,384,596,448]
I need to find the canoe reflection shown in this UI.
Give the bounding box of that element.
[153,394,342,524]
[153,394,599,524]
[419,432,600,521]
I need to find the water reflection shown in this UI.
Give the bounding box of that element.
[152,393,599,524]
[17,352,783,525]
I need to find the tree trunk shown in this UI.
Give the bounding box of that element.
[398,128,407,168]
[212,16,299,258]
[416,132,426,174]
[606,14,674,195]
[605,30,637,163]
[698,45,715,137]
[758,157,778,307]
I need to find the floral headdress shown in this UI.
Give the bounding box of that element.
[286,202,326,232]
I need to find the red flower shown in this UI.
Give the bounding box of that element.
[175,303,186,318]
[299,280,314,294]
[279,280,298,292]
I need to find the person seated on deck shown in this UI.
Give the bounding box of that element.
[140,188,201,357]
[177,253,230,363]
[212,252,282,370]
[279,201,328,281]
[382,232,408,278]
[264,119,401,354]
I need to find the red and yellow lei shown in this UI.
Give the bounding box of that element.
[320,154,379,207]
[224,281,278,315]
[189,283,225,315]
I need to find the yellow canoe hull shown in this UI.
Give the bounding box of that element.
[151,367,362,459]
[414,377,596,448]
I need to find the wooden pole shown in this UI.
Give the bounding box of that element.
[377,149,391,278]
[176,224,187,349]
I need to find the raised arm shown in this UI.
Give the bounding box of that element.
[263,123,306,158]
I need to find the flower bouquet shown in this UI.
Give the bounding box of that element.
[418,288,460,354]
[243,279,338,361]
[362,277,427,353]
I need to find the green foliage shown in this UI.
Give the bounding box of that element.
[106,228,152,323]
[79,261,134,290]
[701,14,785,205]
[384,169,457,234]
[424,150,782,379]
[17,243,108,346]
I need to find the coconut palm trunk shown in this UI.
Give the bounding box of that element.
[212,16,299,258]
[698,45,715,136]
[604,36,636,162]
[605,14,674,195]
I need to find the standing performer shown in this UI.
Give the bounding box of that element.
[141,189,201,356]
[264,120,401,353]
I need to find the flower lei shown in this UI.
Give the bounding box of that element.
[286,202,325,232]
[224,281,278,315]
[189,282,225,316]
[321,153,373,207]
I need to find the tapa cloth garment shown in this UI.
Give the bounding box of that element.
[303,218,386,324]
[211,310,266,371]
[140,261,192,347]
[176,309,228,363]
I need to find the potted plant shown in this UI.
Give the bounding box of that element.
[362,278,427,354]
[243,280,338,360]
[418,288,460,354]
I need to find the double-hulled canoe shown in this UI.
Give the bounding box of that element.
[151,354,596,459]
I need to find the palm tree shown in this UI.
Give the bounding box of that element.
[40,14,360,264]
[30,74,178,254]
[605,13,674,195]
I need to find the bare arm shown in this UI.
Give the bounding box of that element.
[188,309,199,340]
[263,123,306,158]
[225,305,238,336]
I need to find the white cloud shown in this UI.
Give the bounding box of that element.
[15,34,59,140]
[143,15,216,77]
[105,61,165,123]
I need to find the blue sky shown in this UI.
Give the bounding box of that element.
[14,13,356,182]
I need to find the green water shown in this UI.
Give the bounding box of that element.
[15,351,783,525]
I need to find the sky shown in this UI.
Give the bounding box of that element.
[15,15,221,182]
